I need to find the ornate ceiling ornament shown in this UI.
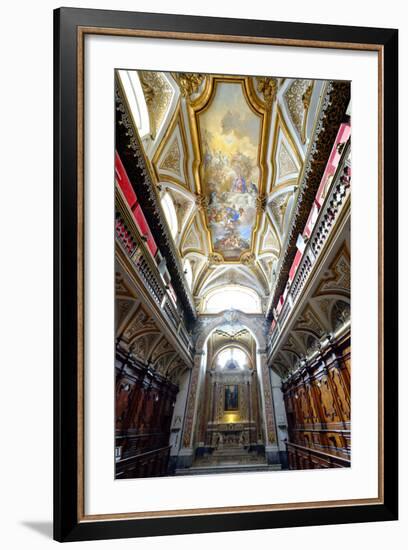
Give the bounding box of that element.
[223,309,240,323]
[154,112,190,188]
[214,328,249,340]
[261,223,280,254]
[295,304,325,338]
[186,255,206,291]
[282,334,301,355]
[123,307,158,341]
[284,79,313,142]
[275,351,291,369]
[172,72,205,101]
[159,138,181,175]
[256,193,267,213]
[116,298,135,328]
[168,356,188,381]
[150,337,173,364]
[315,297,332,321]
[226,271,237,285]
[156,351,177,376]
[259,257,273,281]
[139,71,173,139]
[115,273,135,298]
[130,334,149,361]
[241,251,256,266]
[195,193,209,211]
[173,195,192,232]
[256,77,278,107]
[331,300,350,330]
[182,219,202,252]
[315,244,350,297]
[208,252,223,266]
[305,334,320,354]
[269,192,290,233]
[278,142,298,179]
[302,83,313,110]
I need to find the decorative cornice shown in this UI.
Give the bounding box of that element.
[115,80,197,327]
[172,72,205,102]
[256,193,267,213]
[194,193,208,211]
[256,76,278,107]
[266,81,350,322]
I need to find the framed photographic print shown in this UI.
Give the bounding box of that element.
[54,7,398,542]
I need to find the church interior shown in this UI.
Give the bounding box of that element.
[114,70,351,478]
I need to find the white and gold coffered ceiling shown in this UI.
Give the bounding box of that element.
[117,70,326,313]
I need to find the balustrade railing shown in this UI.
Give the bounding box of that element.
[286,441,350,469]
[115,445,171,478]
[115,188,193,359]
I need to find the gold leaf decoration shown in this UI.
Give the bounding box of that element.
[139,71,173,139]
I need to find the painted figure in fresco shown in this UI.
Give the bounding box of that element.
[225,205,244,224]
[224,234,240,249]
[208,191,217,206]
[249,181,258,194]
[231,175,247,193]
[203,151,212,168]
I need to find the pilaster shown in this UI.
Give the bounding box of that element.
[257,349,280,464]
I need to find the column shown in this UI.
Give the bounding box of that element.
[247,379,253,445]
[270,369,289,468]
[177,351,205,469]
[208,375,217,446]
[168,368,190,473]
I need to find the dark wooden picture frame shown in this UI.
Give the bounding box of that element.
[54,7,398,542]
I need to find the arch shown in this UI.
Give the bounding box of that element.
[117,70,150,139]
[211,342,256,370]
[330,299,351,331]
[195,311,265,352]
[202,285,262,314]
[292,327,322,350]
[151,349,176,369]
[128,329,161,348]
[212,345,253,372]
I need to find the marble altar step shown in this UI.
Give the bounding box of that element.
[175,463,281,476]
[212,446,255,457]
[192,447,267,467]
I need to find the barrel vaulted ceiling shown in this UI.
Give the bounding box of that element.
[117,70,327,313]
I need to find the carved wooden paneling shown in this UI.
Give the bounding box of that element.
[281,333,350,470]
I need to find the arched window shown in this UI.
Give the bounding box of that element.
[217,347,247,370]
[117,70,150,139]
[203,285,261,314]
[161,191,178,239]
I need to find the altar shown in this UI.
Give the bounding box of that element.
[206,421,257,448]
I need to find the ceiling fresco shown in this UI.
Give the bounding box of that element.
[198,81,261,260]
